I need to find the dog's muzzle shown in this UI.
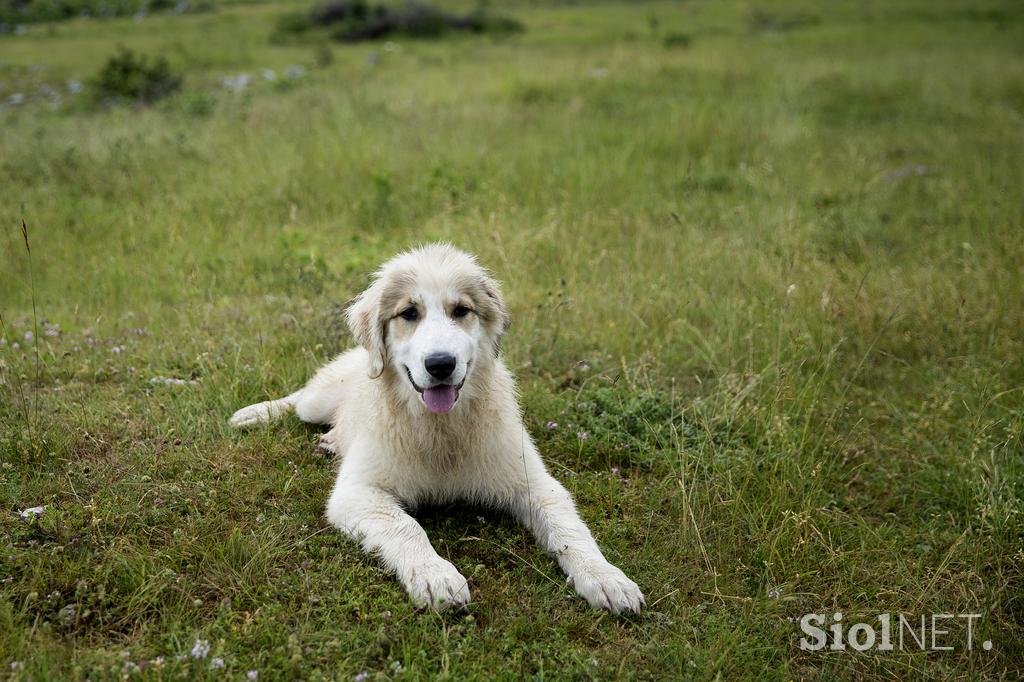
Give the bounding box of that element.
[404,364,466,414]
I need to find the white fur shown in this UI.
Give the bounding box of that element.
[230,244,644,614]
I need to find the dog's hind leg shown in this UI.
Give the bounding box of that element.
[229,380,344,429]
[230,352,354,429]
[292,364,353,427]
[229,391,303,428]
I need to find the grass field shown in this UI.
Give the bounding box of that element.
[2,0,1024,678]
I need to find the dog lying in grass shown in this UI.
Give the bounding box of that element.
[230,244,644,614]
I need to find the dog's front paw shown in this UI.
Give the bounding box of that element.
[403,559,471,611]
[316,431,339,456]
[567,560,644,615]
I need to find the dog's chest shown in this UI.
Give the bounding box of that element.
[384,423,496,501]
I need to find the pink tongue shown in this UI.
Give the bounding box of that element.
[423,385,459,413]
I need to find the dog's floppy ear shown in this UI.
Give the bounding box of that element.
[346,281,386,378]
[479,274,511,357]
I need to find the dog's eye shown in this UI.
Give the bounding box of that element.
[399,307,419,322]
[453,305,471,319]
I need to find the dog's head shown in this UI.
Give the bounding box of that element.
[346,244,510,414]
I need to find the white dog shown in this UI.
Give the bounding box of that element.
[230,244,644,614]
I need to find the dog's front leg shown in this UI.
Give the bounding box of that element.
[326,481,470,611]
[513,473,645,614]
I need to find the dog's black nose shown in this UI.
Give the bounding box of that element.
[424,353,456,380]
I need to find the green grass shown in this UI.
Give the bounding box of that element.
[2,0,1023,678]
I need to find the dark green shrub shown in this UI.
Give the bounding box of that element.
[93,47,182,104]
[0,0,212,26]
[274,0,522,43]
[662,31,692,48]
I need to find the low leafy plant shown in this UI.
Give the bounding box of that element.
[93,47,182,104]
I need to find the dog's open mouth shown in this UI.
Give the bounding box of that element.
[404,366,464,414]
[422,384,459,414]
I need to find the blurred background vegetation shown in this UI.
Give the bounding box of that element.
[1,0,1022,679]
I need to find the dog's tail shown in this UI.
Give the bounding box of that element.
[229,391,302,428]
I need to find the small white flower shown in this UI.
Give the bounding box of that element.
[785,283,797,297]
[577,431,589,441]
[285,65,306,79]
[67,79,84,94]
[210,657,225,669]
[191,639,210,659]
[23,331,34,342]
[546,421,558,430]
[354,672,369,682]
[261,69,276,81]
[247,671,259,680]
[10,661,24,671]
